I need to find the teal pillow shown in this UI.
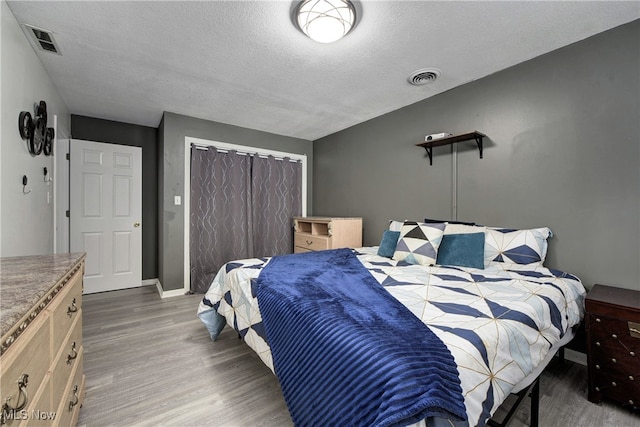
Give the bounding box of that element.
[377,230,400,258]
[436,232,485,269]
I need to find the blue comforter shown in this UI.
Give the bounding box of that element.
[256,248,466,427]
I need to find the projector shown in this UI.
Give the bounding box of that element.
[425,132,452,141]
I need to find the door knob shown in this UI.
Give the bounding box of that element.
[134,222,141,227]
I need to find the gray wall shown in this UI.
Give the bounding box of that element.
[159,112,313,291]
[1,2,70,257]
[314,20,640,291]
[70,115,158,280]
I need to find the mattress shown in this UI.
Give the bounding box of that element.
[198,246,586,426]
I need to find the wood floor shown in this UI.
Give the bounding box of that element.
[77,286,640,427]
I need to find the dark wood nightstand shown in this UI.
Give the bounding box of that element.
[586,284,640,409]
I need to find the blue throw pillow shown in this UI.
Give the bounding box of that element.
[377,230,400,258]
[436,232,485,269]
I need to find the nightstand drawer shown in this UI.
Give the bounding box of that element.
[588,313,640,353]
[591,369,640,408]
[295,234,329,251]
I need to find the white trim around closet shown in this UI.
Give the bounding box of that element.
[183,136,308,295]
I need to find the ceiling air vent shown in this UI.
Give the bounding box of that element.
[21,24,61,55]
[408,68,440,86]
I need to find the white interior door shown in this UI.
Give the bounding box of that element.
[55,136,70,254]
[70,139,142,294]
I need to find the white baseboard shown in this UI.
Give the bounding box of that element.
[159,288,187,298]
[145,278,188,298]
[565,348,587,366]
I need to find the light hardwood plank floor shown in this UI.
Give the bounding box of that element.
[77,286,640,427]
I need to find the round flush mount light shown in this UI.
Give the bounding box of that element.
[408,68,441,86]
[294,0,356,44]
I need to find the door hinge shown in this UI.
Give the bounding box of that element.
[66,210,70,218]
[66,153,70,160]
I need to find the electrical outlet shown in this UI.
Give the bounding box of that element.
[174,196,181,206]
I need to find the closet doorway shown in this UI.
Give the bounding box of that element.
[184,137,307,293]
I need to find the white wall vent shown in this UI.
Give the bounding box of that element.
[21,24,61,55]
[408,68,440,86]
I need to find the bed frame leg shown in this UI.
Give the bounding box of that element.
[487,376,541,427]
[530,377,540,427]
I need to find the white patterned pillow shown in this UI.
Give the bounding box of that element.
[484,227,552,266]
[388,220,406,232]
[393,221,446,266]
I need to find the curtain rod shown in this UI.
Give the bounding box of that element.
[191,144,301,163]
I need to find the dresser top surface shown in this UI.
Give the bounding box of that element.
[0,252,85,340]
[586,284,640,310]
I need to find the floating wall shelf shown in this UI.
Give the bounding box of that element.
[416,131,486,165]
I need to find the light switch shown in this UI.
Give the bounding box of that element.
[174,196,181,205]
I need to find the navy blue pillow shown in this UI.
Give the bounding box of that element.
[377,230,400,258]
[436,232,485,269]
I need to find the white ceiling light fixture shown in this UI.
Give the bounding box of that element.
[295,0,356,44]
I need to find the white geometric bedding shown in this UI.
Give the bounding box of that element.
[197,246,586,426]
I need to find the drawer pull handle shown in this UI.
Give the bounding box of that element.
[631,351,636,357]
[595,386,600,391]
[595,341,601,346]
[67,298,78,315]
[595,318,601,322]
[630,376,635,381]
[68,385,79,412]
[612,334,618,339]
[612,358,617,363]
[67,341,78,364]
[1,374,29,425]
[595,364,600,370]
[630,400,635,405]
[305,240,313,246]
[611,381,617,386]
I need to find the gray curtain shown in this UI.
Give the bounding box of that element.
[190,148,252,294]
[252,155,302,258]
[190,147,302,293]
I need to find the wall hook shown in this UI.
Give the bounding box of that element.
[43,167,53,183]
[22,175,31,194]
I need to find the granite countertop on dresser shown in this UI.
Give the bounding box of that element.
[0,252,85,340]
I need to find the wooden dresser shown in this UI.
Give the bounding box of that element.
[586,284,640,409]
[0,253,86,426]
[293,217,362,253]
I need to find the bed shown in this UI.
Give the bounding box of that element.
[197,221,586,427]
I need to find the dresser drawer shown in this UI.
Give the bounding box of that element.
[50,313,82,403]
[19,378,55,427]
[52,350,84,427]
[591,369,640,408]
[0,315,50,426]
[588,314,640,351]
[48,269,82,357]
[295,233,329,251]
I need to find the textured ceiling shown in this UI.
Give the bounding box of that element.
[7,1,640,141]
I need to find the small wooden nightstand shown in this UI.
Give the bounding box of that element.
[293,217,362,253]
[585,284,640,409]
